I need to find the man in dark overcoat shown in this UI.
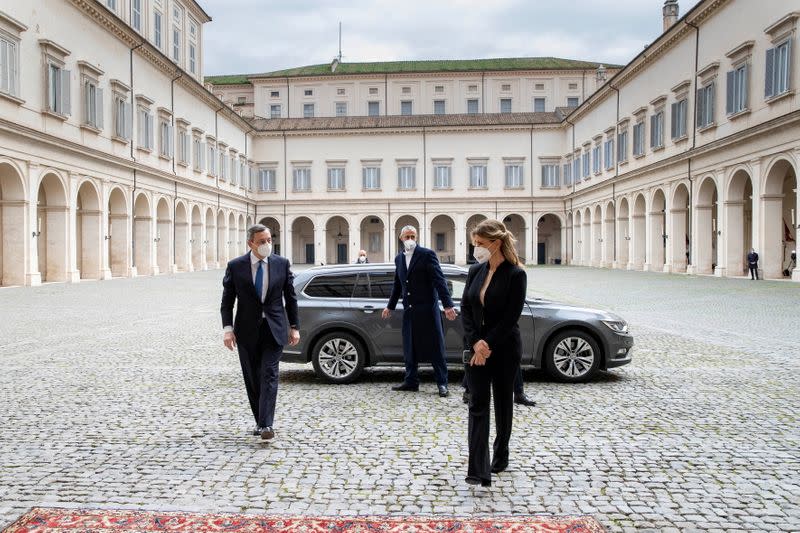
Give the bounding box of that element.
[382,225,457,397]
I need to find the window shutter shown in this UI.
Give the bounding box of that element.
[726,70,734,115]
[61,69,71,115]
[84,81,91,123]
[96,88,104,129]
[708,83,715,124]
[0,41,8,93]
[696,89,704,127]
[146,114,154,150]
[671,102,678,138]
[742,64,750,109]
[765,48,775,98]
[168,125,174,158]
[650,115,656,148]
[124,102,133,139]
[787,39,793,91]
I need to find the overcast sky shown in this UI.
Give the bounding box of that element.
[200,0,703,76]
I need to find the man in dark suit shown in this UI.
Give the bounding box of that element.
[221,224,299,440]
[747,248,759,280]
[381,225,457,397]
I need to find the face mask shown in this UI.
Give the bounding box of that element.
[403,239,416,251]
[473,246,491,264]
[257,243,272,258]
[358,256,366,263]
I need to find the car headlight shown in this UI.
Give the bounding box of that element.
[602,320,629,334]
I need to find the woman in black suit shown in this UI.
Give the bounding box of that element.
[461,219,527,487]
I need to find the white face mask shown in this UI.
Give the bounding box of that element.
[358,255,366,263]
[403,239,416,251]
[257,243,272,259]
[473,246,491,264]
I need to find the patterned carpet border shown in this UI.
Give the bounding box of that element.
[3,507,606,532]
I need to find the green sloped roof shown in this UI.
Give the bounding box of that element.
[205,57,620,85]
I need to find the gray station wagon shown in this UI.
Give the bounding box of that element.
[283,263,633,384]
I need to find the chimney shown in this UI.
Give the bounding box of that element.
[663,0,679,32]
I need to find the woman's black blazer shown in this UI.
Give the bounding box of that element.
[461,260,527,355]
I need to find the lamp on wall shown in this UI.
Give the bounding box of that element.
[336,222,344,242]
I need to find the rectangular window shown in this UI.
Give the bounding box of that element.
[47,63,71,115]
[696,83,715,128]
[435,233,446,252]
[671,99,687,139]
[433,165,451,189]
[335,102,347,117]
[533,97,545,112]
[83,80,103,129]
[107,0,116,10]
[177,130,189,164]
[468,84,478,92]
[137,109,154,150]
[113,97,132,139]
[434,85,444,93]
[0,38,18,97]
[327,167,345,190]
[604,138,615,170]
[535,83,545,91]
[369,87,379,95]
[568,83,578,90]
[501,84,511,91]
[303,103,314,118]
[401,86,411,94]
[159,121,173,158]
[270,90,280,98]
[336,88,346,96]
[563,161,572,186]
[617,130,628,162]
[500,98,512,113]
[172,28,181,62]
[765,40,792,99]
[505,164,523,188]
[541,165,559,188]
[304,89,313,96]
[259,168,276,191]
[567,96,579,107]
[192,138,204,171]
[433,99,445,115]
[582,151,590,177]
[189,44,196,74]
[219,152,227,180]
[368,101,380,116]
[727,64,749,115]
[467,99,479,114]
[572,157,581,183]
[154,11,163,49]
[469,165,487,188]
[592,145,601,174]
[400,100,412,115]
[398,166,415,189]
[650,111,664,149]
[230,156,238,185]
[207,144,216,175]
[633,121,645,156]
[132,0,142,31]
[362,167,381,189]
[270,104,281,118]
[293,168,311,191]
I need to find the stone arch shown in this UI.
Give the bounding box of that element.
[573,209,583,265]
[591,205,602,266]
[465,214,488,262]
[536,213,563,265]
[259,216,282,256]
[502,213,527,264]
[649,188,667,271]
[107,187,129,277]
[205,207,215,267]
[430,214,456,263]
[238,214,246,256]
[696,176,719,274]
[190,205,203,270]
[37,172,69,282]
[631,193,647,270]
[216,210,227,265]
[582,207,592,266]
[325,215,350,265]
[670,182,691,273]
[227,211,236,261]
[394,215,420,256]
[156,197,172,275]
[291,216,315,265]
[0,162,27,286]
[617,197,630,268]
[359,214,386,263]
[76,179,102,280]
[724,169,754,276]
[133,192,153,276]
[175,201,189,272]
[603,201,615,266]
[762,157,797,278]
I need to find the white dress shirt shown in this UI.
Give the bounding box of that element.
[223,252,268,334]
[404,248,414,269]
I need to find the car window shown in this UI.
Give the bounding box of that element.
[352,273,370,298]
[369,273,395,299]
[445,272,467,301]
[303,274,358,298]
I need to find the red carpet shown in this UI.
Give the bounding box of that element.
[4,507,606,532]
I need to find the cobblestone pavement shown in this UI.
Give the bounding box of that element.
[1,266,798,532]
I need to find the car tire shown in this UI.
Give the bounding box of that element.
[544,329,601,382]
[311,331,366,384]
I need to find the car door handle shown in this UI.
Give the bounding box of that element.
[362,305,375,314]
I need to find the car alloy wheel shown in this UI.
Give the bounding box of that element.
[545,329,600,382]
[311,331,366,384]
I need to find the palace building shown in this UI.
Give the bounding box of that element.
[0,0,797,286]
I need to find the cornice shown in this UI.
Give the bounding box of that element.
[251,122,560,138]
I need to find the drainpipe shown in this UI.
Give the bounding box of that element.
[129,40,144,270]
[685,18,700,265]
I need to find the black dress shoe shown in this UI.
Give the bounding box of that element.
[514,393,537,407]
[251,426,260,436]
[465,476,491,487]
[438,385,449,397]
[260,426,275,440]
[391,383,419,392]
[462,391,471,404]
[491,462,508,474]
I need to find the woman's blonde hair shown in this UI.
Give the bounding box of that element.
[471,219,521,266]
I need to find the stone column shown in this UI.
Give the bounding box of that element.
[454,213,466,266]
[383,216,392,263]
[67,172,81,282]
[713,170,726,277]
[351,215,362,265]
[283,214,293,264]
[314,222,327,266]
[749,158,763,279]
[99,180,112,280]
[530,220,539,266]
[26,163,41,286]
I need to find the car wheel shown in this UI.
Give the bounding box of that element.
[544,329,601,382]
[311,331,366,384]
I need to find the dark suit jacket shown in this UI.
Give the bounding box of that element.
[461,260,527,356]
[747,252,759,266]
[387,246,455,361]
[220,252,299,347]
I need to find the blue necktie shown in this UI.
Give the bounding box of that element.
[254,260,264,302]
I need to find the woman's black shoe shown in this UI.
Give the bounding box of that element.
[465,476,491,487]
[514,393,537,407]
[490,463,508,473]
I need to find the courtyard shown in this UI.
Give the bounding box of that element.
[0,266,798,532]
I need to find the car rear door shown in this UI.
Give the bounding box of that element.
[441,269,468,363]
[364,270,405,362]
